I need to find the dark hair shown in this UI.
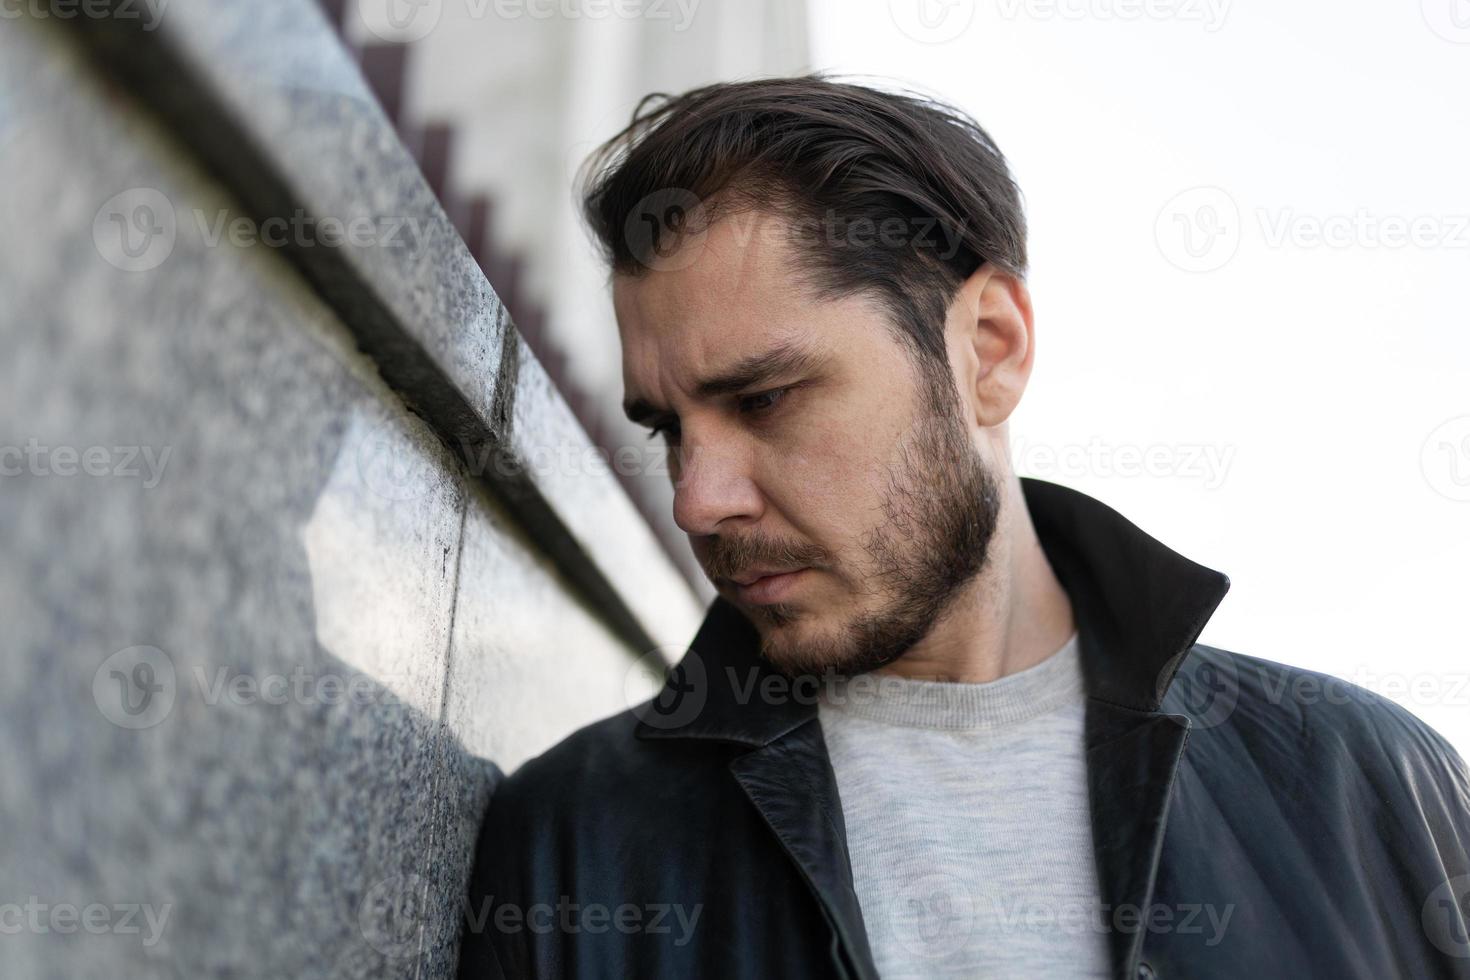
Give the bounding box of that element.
[578,73,1028,380]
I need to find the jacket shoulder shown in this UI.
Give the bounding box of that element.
[456,705,730,977]
[489,703,733,826]
[1168,643,1470,797]
[495,707,643,809]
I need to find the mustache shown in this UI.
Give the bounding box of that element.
[701,536,829,583]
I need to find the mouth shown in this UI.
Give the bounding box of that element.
[732,568,811,604]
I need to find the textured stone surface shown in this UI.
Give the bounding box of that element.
[67,0,703,653]
[0,14,672,979]
[445,483,665,777]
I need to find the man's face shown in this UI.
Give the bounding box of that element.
[614,211,1001,678]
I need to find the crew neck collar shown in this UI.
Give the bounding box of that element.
[816,631,1082,731]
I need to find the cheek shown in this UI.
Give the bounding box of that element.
[759,416,896,531]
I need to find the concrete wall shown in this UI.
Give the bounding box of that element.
[0,3,701,977]
[344,0,812,593]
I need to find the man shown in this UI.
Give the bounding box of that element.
[457,75,1470,979]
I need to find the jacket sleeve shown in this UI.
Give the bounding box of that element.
[1422,732,1470,864]
[1378,701,1470,972]
[456,781,530,980]
[1421,732,1470,960]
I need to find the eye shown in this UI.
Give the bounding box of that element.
[739,387,789,416]
[647,419,680,442]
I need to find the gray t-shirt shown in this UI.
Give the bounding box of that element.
[816,632,1111,979]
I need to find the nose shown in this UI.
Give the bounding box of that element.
[670,437,762,536]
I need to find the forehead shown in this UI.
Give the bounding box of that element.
[615,213,799,340]
[612,213,881,395]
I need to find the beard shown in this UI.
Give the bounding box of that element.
[736,362,1003,679]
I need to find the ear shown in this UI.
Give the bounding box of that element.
[946,262,1035,429]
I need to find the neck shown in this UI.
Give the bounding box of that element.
[874,470,1076,684]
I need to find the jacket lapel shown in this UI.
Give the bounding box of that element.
[636,597,880,978]
[729,724,881,980]
[1085,702,1192,976]
[1024,478,1230,979]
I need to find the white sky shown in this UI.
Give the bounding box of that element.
[808,0,1470,755]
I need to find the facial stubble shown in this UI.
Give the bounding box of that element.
[753,365,1002,679]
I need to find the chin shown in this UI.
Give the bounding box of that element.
[754,614,862,680]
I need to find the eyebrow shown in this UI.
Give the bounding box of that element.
[623,338,826,427]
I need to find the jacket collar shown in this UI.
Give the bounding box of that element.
[636,476,1231,747]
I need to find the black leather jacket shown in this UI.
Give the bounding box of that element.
[457,478,1470,979]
